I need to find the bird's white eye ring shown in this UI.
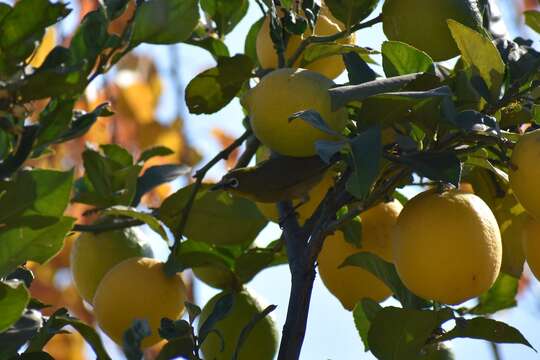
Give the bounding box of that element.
[228,178,239,188]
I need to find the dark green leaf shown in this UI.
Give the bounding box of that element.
[156,337,196,360]
[82,148,113,199]
[138,147,174,163]
[35,99,77,148]
[232,304,277,360]
[132,164,191,206]
[167,239,235,274]
[341,252,429,309]
[54,103,113,144]
[5,267,34,288]
[470,273,518,315]
[69,9,109,71]
[0,309,43,359]
[132,0,199,45]
[102,206,168,241]
[0,280,30,332]
[289,110,342,137]
[159,184,267,246]
[382,41,434,78]
[343,52,378,85]
[123,319,151,360]
[185,302,202,324]
[186,24,230,60]
[338,215,362,247]
[346,126,381,199]
[100,144,133,168]
[324,0,379,28]
[401,151,462,187]
[315,139,347,164]
[352,298,382,351]
[185,54,254,114]
[26,308,111,359]
[235,247,286,284]
[368,307,454,360]
[439,317,534,350]
[299,43,376,68]
[198,292,234,343]
[200,0,249,36]
[18,352,55,360]
[159,318,191,341]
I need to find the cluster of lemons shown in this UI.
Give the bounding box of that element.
[68,0,540,358]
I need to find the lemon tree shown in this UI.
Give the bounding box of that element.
[2,1,540,360]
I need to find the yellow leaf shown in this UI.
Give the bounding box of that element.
[28,27,56,68]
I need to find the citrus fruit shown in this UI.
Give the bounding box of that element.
[70,227,153,303]
[243,68,348,157]
[93,257,186,348]
[393,189,502,305]
[199,289,278,360]
[522,217,540,281]
[510,129,540,219]
[256,9,355,79]
[382,0,482,61]
[192,266,238,289]
[256,170,335,224]
[318,201,401,310]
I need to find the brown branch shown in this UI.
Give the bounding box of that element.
[234,135,260,169]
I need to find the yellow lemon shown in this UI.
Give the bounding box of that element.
[318,201,401,311]
[243,68,348,157]
[510,129,540,219]
[256,10,355,79]
[93,257,186,348]
[199,289,278,360]
[382,0,482,61]
[522,217,540,281]
[393,189,502,305]
[70,227,154,303]
[256,170,335,224]
[192,266,238,290]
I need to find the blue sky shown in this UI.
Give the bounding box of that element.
[95,1,540,359]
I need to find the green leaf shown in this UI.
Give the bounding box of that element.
[352,298,382,351]
[168,239,235,272]
[232,304,277,360]
[200,0,249,36]
[186,25,230,60]
[156,336,195,360]
[198,292,234,344]
[0,216,74,278]
[122,319,151,360]
[524,10,540,34]
[26,308,111,359]
[138,146,174,163]
[244,17,265,65]
[185,54,254,114]
[289,110,342,137]
[102,206,168,241]
[346,126,381,199]
[299,44,377,67]
[368,307,454,360]
[340,252,429,309]
[69,9,110,71]
[100,144,133,168]
[401,151,462,187]
[18,352,55,360]
[133,164,191,206]
[159,184,267,246]
[448,19,505,102]
[324,0,379,28]
[0,280,30,332]
[343,52,378,85]
[235,247,287,284]
[0,309,43,359]
[132,0,199,45]
[382,41,435,78]
[35,99,77,148]
[439,317,534,350]
[470,273,518,315]
[82,148,114,199]
[53,103,113,144]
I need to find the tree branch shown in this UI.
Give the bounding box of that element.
[286,14,383,68]
[72,218,144,233]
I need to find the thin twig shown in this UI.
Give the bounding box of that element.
[72,218,144,233]
[286,14,383,67]
[234,135,260,169]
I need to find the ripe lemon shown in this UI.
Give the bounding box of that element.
[199,289,278,360]
[192,266,238,289]
[510,129,540,219]
[93,257,186,348]
[256,10,355,79]
[522,217,540,281]
[256,170,335,224]
[393,189,502,305]
[317,201,402,310]
[243,68,348,157]
[70,227,153,304]
[382,0,482,61]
